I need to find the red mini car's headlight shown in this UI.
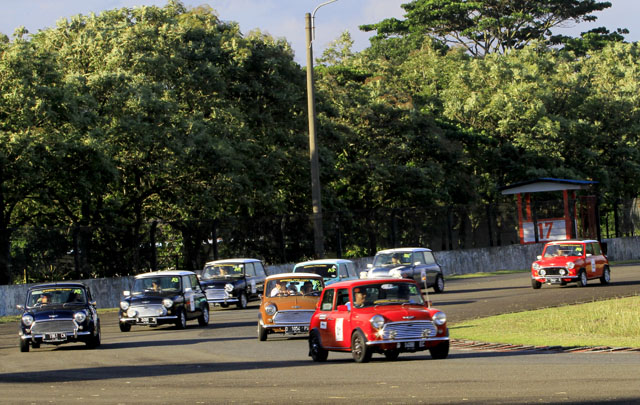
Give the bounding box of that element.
[567,262,575,269]
[532,263,541,271]
[433,311,447,326]
[370,315,385,330]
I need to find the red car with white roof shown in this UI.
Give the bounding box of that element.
[308,278,449,363]
[531,239,610,288]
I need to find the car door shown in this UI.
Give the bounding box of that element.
[591,242,605,277]
[327,288,352,349]
[182,275,201,319]
[422,251,442,287]
[317,289,336,347]
[244,262,258,298]
[252,261,267,297]
[410,251,429,285]
[189,274,207,312]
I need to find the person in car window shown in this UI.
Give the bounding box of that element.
[353,288,366,308]
[270,280,285,297]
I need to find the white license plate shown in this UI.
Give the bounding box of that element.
[285,326,308,334]
[43,332,66,342]
[138,317,157,324]
[404,341,415,349]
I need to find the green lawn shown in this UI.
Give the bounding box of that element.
[451,296,640,348]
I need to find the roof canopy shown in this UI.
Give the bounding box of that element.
[500,178,598,195]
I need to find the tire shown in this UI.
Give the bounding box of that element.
[384,349,400,361]
[87,322,101,349]
[258,322,268,341]
[351,330,372,363]
[308,330,328,362]
[31,340,40,349]
[433,274,445,293]
[236,292,248,309]
[20,338,29,353]
[119,322,131,332]
[429,341,450,360]
[577,270,588,287]
[531,279,542,289]
[600,267,611,285]
[175,308,187,329]
[198,306,210,327]
[220,303,229,308]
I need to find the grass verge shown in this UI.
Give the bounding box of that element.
[451,296,640,348]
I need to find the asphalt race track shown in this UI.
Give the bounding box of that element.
[1,265,640,404]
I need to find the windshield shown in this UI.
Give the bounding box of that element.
[27,287,87,308]
[543,244,584,258]
[267,278,323,297]
[201,263,244,279]
[352,282,424,308]
[372,252,412,266]
[296,264,340,279]
[132,276,181,294]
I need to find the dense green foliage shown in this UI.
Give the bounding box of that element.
[1,1,639,282]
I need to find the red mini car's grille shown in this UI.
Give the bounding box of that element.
[381,320,437,340]
[31,319,76,334]
[273,310,314,324]
[540,267,566,275]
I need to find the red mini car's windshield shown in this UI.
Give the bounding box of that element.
[543,244,584,258]
[352,282,424,308]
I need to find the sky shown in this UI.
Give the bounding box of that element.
[1,0,639,65]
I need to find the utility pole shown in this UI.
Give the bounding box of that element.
[305,0,338,258]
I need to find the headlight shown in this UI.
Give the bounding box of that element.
[120,301,130,311]
[559,269,567,276]
[22,314,34,327]
[532,263,541,271]
[567,262,575,269]
[162,298,174,308]
[370,314,385,330]
[224,283,234,292]
[265,304,277,316]
[127,308,138,318]
[389,269,402,278]
[433,311,447,326]
[74,311,87,323]
[539,269,546,276]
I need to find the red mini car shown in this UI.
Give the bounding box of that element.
[308,278,449,363]
[531,239,611,289]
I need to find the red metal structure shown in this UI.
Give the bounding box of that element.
[500,178,599,244]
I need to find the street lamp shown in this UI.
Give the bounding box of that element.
[306,0,338,259]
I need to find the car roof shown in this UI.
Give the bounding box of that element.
[375,247,432,254]
[204,258,261,265]
[545,240,598,245]
[135,270,195,278]
[323,278,418,289]
[265,272,324,281]
[293,259,354,268]
[28,282,88,291]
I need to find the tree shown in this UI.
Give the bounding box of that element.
[361,0,614,56]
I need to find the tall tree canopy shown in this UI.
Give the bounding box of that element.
[361,0,614,56]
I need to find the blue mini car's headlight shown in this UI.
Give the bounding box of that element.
[74,311,87,323]
[120,301,130,311]
[162,298,174,308]
[22,314,34,327]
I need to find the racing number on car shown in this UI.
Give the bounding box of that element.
[335,318,344,342]
[251,279,256,294]
[591,258,596,272]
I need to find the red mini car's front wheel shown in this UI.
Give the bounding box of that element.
[351,331,372,363]
[309,330,328,362]
[429,341,450,360]
[531,279,542,289]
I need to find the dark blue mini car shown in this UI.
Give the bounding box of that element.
[17,282,101,352]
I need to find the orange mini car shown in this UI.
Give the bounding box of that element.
[258,273,324,341]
